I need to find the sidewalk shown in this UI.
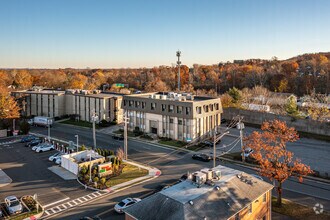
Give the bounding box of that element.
[0,169,12,187]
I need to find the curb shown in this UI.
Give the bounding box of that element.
[21,195,44,220]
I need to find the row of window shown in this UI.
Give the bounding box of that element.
[196,103,220,114]
[124,100,192,115]
[235,193,267,220]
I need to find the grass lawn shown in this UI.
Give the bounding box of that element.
[60,119,99,129]
[105,163,148,188]
[272,197,330,220]
[158,139,186,148]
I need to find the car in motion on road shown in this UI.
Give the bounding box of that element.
[111,134,124,141]
[4,196,23,215]
[35,143,55,153]
[192,154,212,162]
[20,135,37,143]
[25,139,42,147]
[114,198,141,213]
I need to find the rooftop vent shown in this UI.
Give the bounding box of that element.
[189,200,194,206]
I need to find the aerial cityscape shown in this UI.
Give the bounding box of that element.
[0,0,329,220]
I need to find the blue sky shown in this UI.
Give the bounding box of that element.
[0,0,329,68]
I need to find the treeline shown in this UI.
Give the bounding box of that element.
[0,52,329,96]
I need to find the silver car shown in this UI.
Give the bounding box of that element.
[5,196,23,215]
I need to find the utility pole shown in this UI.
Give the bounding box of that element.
[89,150,92,183]
[176,50,181,91]
[238,116,245,162]
[213,129,230,168]
[124,111,129,160]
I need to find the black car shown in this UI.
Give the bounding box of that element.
[20,135,37,143]
[25,139,42,147]
[192,154,212,162]
[112,134,124,141]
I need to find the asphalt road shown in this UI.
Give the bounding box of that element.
[29,123,330,219]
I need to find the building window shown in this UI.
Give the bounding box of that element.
[186,107,191,115]
[129,100,133,107]
[196,106,201,114]
[123,100,127,106]
[215,103,219,110]
[169,105,174,113]
[151,103,156,110]
[205,105,209,112]
[178,119,182,125]
[142,102,146,109]
[177,106,183,114]
[162,104,166,111]
[235,213,240,220]
[169,118,174,124]
[248,203,252,214]
[135,101,140,107]
[263,193,266,203]
[210,104,213,111]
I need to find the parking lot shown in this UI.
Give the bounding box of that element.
[0,139,89,209]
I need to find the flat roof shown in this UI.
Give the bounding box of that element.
[124,92,219,102]
[13,90,65,95]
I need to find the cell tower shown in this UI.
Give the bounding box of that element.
[176,50,181,91]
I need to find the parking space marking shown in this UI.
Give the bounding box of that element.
[51,208,56,213]
[81,197,88,201]
[60,204,67,209]
[67,202,73,207]
[86,195,93,199]
[72,200,78,205]
[43,197,70,208]
[45,210,51,215]
[77,198,84,203]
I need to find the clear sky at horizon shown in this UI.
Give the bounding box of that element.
[1,0,330,68]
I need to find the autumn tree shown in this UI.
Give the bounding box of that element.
[0,70,13,87]
[285,96,299,116]
[307,103,330,121]
[67,73,88,89]
[0,86,20,119]
[244,120,313,206]
[145,78,169,92]
[13,70,33,89]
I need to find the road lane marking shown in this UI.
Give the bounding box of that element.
[86,195,93,199]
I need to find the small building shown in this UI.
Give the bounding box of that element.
[122,92,223,142]
[124,165,273,220]
[61,150,105,175]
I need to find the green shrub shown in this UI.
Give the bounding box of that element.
[93,177,99,182]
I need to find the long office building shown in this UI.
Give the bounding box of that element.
[12,89,123,123]
[122,92,223,142]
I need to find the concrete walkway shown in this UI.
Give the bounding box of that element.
[48,166,77,180]
[0,169,12,187]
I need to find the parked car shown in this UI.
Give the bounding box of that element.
[25,139,42,147]
[201,140,213,147]
[32,142,47,151]
[251,174,263,181]
[242,147,254,158]
[112,134,124,141]
[20,135,37,143]
[49,152,63,162]
[4,196,23,215]
[192,154,212,162]
[35,144,55,153]
[114,198,141,213]
[55,157,61,165]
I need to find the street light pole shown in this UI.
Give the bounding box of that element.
[91,110,97,150]
[75,134,79,152]
[176,50,181,91]
[124,111,129,160]
[89,150,92,183]
[238,117,245,162]
[47,119,51,141]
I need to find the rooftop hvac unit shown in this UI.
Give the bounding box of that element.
[168,92,175,98]
[149,94,156,99]
[161,95,167,100]
[192,171,207,186]
[201,168,213,180]
[154,94,160,99]
[212,170,221,180]
[180,96,186,101]
[187,95,194,100]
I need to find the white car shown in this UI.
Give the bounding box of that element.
[114,198,141,213]
[49,152,62,162]
[35,144,55,153]
[5,196,23,215]
[55,157,61,165]
[32,142,47,151]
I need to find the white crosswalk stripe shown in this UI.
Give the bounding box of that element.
[42,190,106,218]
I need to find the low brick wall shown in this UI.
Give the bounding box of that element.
[223,108,330,137]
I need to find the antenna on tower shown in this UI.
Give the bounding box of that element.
[176,50,181,91]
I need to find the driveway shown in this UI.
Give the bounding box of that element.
[0,141,88,208]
